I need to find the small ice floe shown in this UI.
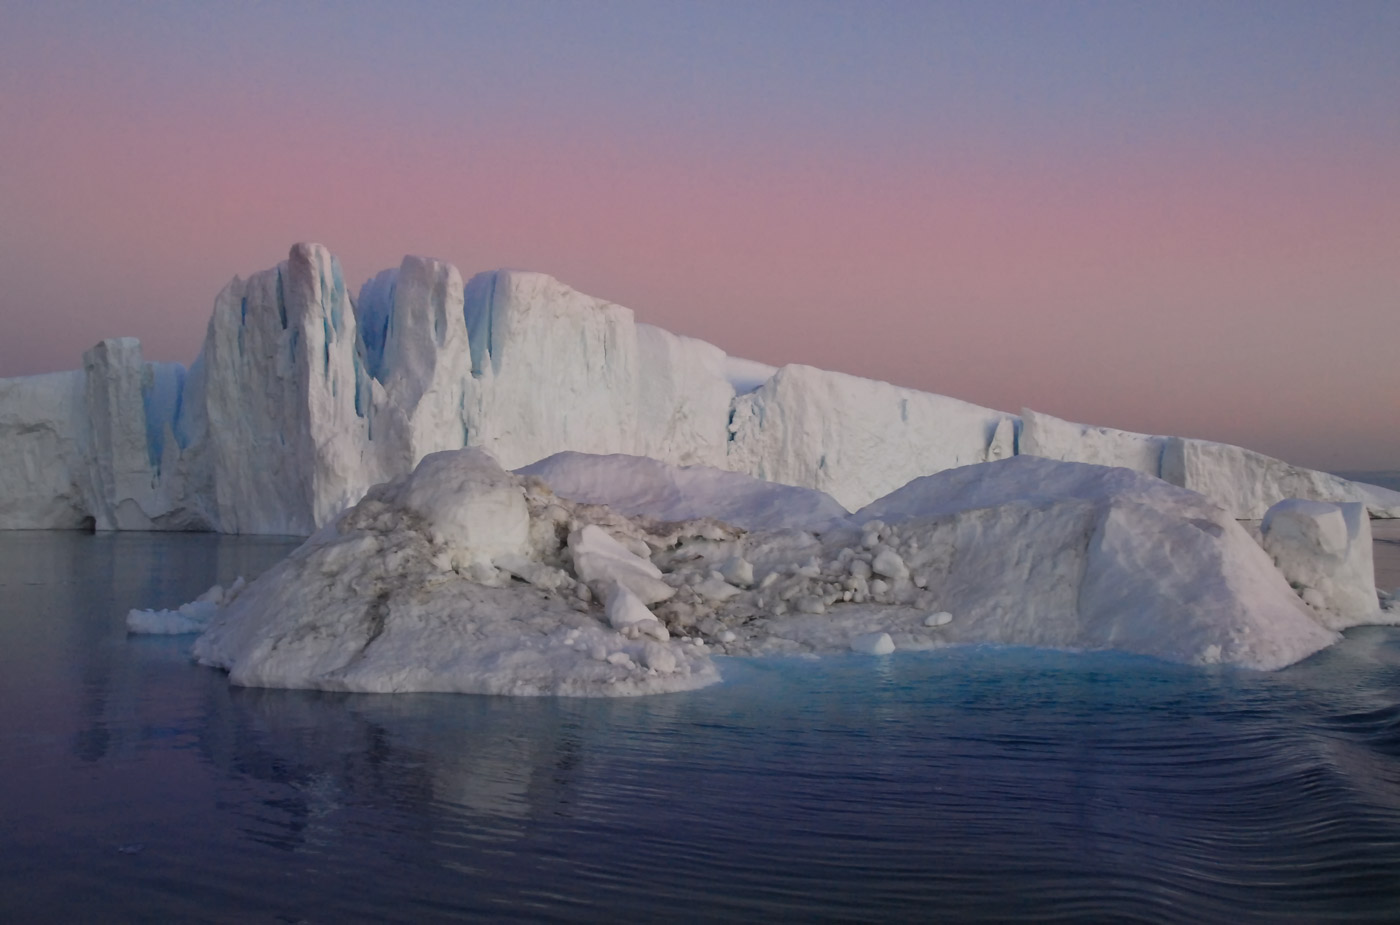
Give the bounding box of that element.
[850,632,895,655]
[126,579,245,635]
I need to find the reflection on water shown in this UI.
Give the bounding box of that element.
[4,532,1400,922]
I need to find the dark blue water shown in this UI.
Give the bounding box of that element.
[4,532,1400,922]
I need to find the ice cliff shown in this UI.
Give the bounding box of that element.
[3,243,1397,534]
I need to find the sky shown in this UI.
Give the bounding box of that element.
[0,0,1396,470]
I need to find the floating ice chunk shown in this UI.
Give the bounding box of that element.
[127,598,220,634]
[850,632,895,655]
[1261,499,1382,629]
[194,583,226,605]
[924,611,953,627]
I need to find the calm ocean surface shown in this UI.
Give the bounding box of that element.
[4,531,1400,923]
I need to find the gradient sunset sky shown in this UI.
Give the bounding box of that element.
[1,1,1396,470]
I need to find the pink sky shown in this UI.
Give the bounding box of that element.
[1,2,1396,471]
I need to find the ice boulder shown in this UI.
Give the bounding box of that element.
[517,451,851,532]
[361,448,530,570]
[856,456,1339,670]
[1260,500,1384,629]
[568,524,675,605]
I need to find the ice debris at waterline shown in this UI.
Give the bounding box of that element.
[4,242,1400,535]
[131,449,1395,697]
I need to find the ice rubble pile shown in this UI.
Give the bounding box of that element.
[138,448,1389,697]
[4,243,1399,535]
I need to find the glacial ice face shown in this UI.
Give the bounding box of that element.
[1019,407,1400,520]
[364,256,473,475]
[635,323,735,468]
[0,370,88,529]
[193,243,373,534]
[1163,438,1400,520]
[727,364,1017,510]
[463,269,641,469]
[1020,407,1166,476]
[2,240,1394,535]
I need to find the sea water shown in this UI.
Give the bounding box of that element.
[3,531,1400,922]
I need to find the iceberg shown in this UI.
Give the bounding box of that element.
[180,449,1358,696]
[1,241,1394,537]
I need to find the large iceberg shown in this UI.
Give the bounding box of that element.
[176,449,1350,696]
[2,242,1397,535]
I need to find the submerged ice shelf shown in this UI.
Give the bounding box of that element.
[3,242,1399,535]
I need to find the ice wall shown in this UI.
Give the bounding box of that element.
[367,256,473,476]
[463,270,641,469]
[727,364,1016,510]
[1,241,1394,534]
[1163,438,1400,520]
[1020,408,1166,475]
[635,323,734,468]
[0,370,89,528]
[188,243,372,534]
[1018,407,1400,519]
